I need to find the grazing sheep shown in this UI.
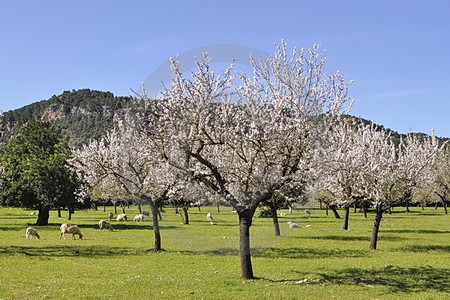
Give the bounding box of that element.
[231,210,237,213]
[29,212,36,216]
[99,220,113,231]
[141,211,150,217]
[305,225,311,228]
[287,221,300,228]
[133,214,144,222]
[206,213,216,225]
[108,212,114,221]
[60,223,83,240]
[25,227,40,239]
[280,212,287,216]
[116,213,127,222]
[304,209,311,218]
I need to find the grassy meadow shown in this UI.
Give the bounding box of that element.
[0,205,449,299]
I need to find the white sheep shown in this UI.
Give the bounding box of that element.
[25,227,40,239]
[60,223,83,240]
[116,213,127,222]
[133,214,144,222]
[280,212,287,216]
[287,221,300,228]
[108,212,114,221]
[141,211,150,217]
[206,213,216,225]
[304,209,311,218]
[29,212,36,216]
[99,220,113,231]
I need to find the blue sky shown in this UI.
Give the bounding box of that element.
[1,0,449,136]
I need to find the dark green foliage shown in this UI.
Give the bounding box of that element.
[258,208,273,218]
[0,121,82,224]
[0,89,139,148]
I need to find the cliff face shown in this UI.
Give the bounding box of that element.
[41,104,71,122]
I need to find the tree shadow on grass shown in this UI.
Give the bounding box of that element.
[296,235,370,241]
[0,226,23,231]
[318,265,450,293]
[292,235,406,242]
[384,229,450,234]
[81,223,178,231]
[0,245,149,257]
[175,247,367,259]
[399,245,450,253]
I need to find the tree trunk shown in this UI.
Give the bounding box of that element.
[216,202,221,213]
[68,207,74,220]
[103,204,106,212]
[363,202,368,218]
[435,193,448,215]
[369,205,384,250]
[35,206,50,226]
[405,200,410,213]
[238,210,254,279]
[343,206,350,230]
[114,202,118,214]
[353,202,357,213]
[325,204,329,216]
[268,203,281,236]
[57,207,62,218]
[150,203,162,251]
[182,207,189,225]
[329,204,341,219]
[319,200,323,210]
[137,202,142,214]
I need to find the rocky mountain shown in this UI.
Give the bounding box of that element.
[0,89,140,148]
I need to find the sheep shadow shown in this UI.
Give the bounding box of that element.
[317,265,450,293]
[0,245,148,257]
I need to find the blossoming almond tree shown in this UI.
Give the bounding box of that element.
[431,147,450,214]
[146,41,353,279]
[321,121,378,230]
[321,121,440,249]
[364,131,440,250]
[75,121,178,251]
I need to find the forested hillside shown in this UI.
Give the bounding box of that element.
[0,89,140,148]
[1,89,446,149]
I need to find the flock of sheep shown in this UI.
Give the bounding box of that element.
[24,209,311,240]
[25,223,84,240]
[24,211,150,240]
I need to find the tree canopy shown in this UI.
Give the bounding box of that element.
[0,120,82,225]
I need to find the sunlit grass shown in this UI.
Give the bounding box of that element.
[0,205,449,299]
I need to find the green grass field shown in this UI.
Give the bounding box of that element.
[0,205,449,299]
